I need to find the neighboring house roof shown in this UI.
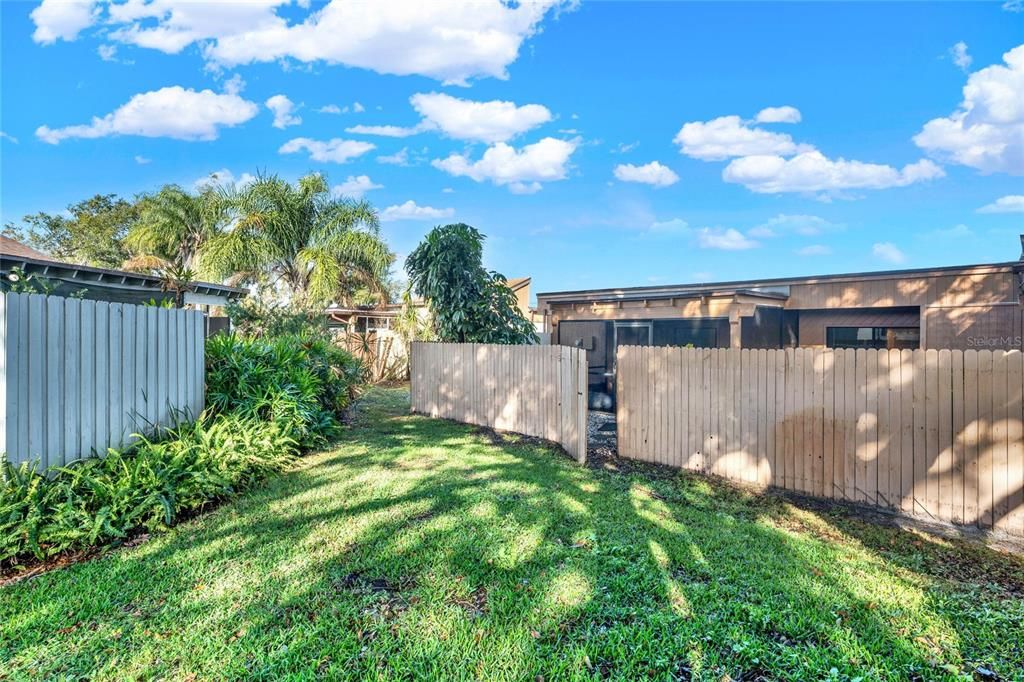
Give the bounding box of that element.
[537,260,1024,304]
[506,276,531,292]
[1,237,246,304]
[326,276,533,319]
[0,235,55,261]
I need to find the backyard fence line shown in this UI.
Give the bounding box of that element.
[616,346,1024,536]
[410,342,589,463]
[1,292,205,468]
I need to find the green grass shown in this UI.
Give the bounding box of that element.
[2,387,1022,681]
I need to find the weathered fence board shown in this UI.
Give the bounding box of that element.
[1,292,205,467]
[410,342,588,463]
[617,346,1024,536]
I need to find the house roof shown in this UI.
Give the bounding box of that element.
[1,238,247,301]
[536,260,1024,304]
[506,276,531,292]
[0,235,55,261]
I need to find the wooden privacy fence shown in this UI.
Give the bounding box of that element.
[617,346,1024,536]
[1,292,206,468]
[410,342,589,462]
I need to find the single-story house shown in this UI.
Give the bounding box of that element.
[325,276,541,335]
[536,236,1024,404]
[1,236,246,333]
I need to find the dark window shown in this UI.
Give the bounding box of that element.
[826,326,920,350]
[355,316,390,333]
[615,323,652,348]
[652,320,719,348]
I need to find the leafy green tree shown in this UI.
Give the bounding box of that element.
[203,173,393,308]
[3,194,137,268]
[405,223,536,344]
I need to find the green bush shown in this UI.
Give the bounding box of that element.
[225,298,330,339]
[1,328,363,567]
[205,333,363,449]
[1,415,294,563]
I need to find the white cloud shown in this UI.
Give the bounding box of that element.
[722,151,944,194]
[978,195,1024,213]
[749,214,839,238]
[648,218,688,233]
[613,161,679,187]
[87,0,570,85]
[872,242,906,264]
[432,137,577,192]
[346,123,423,138]
[931,224,973,238]
[754,106,802,124]
[36,86,258,144]
[222,74,246,95]
[674,115,813,160]
[193,168,256,190]
[31,0,98,44]
[320,101,365,115]
[134,155,151,164]
[265,94,302,129]
[333,175,383,199]
[1005,0,1023,11]
[349,92,552,144]
[377,147,411,166]
[410,92,551,143]
[441,187,455,193]
[381,200,454,222]
[797,244,831,256]
[508,181,543,195]
[680,108,949,197]
[278,137,375,163]
[950,41,972,72]
[914,44,1024,174]
[1,131,19,144]
[696,227,758,250]
[613,141,639,154]
[97,44,118,61]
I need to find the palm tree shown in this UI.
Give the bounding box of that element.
[123,184,229,306]
[202,173,393,308]
[124,184,228,275]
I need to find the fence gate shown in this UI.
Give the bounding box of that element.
[410,342,589,463]
[616,345,1024,537]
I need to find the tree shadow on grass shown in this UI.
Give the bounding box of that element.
[2,388,1022,680]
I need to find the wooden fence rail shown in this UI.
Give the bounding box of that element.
[410,342,589,462]
[617,346,1024,536]
[1,292,206,468]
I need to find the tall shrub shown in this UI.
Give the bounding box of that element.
[405,223,536,344]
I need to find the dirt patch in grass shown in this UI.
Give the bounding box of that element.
[451,585,488,618]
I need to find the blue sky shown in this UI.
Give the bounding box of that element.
[2,1,1023,299]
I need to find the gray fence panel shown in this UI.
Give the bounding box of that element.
[1,292,206,467]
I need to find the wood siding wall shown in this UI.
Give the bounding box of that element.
[544,266,1024,351]
[797,308,921,347]
[410,342,589,462]
[1,292,206,467]
[616,345,1024,536]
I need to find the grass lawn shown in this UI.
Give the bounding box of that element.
[2,387,1023,681]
